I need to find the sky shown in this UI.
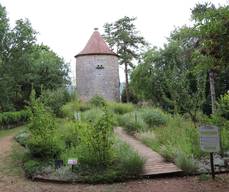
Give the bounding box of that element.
[1,0,228,83]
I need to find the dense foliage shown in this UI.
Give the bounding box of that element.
[131,3,229,120]
[27,92,62,159]
[103,16,147,102]
[0,4,69,112]
[0,110,30,129]
[15,97,144,182]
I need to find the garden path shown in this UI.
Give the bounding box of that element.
[1,128,229,191]
[115,127,182,176]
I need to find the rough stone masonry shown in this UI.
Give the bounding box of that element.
[75,29,120,101]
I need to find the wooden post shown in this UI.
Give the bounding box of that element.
[210,153,215,179]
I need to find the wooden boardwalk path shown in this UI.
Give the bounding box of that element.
[115,127,182,176]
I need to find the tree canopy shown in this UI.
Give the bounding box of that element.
[103,16,147,102]
[0,4,69,112]
[130,3,229,119]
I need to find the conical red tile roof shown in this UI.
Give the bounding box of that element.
[75,30,117,57]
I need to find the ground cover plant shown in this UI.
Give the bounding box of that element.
[117,105,229,174]
[15,96,144,183]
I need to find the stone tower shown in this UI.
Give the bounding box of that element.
[75,29,120,101]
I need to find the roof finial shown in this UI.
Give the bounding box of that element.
[94,27,98,31]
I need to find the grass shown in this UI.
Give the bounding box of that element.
[118,111,147,133]
[108,102,135,115]
[137,114,202,173]
[0,125,26,139]
[73,138,144,183]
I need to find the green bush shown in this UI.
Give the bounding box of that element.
[118,112,147,133]
[89,95,106,107]
[61,101,90,119]
[23,159,41,178]
[81,108,104,123]
[78,108,114,168]
[0,110,30,129]
[40,88,70,117]
[115,141,144,176]
[62,121,80,148]
[217,92,229,120]
[141,108,168,127]
[159,145,177,162]
[27,96,62,159]
[108,102,134,114]
[75,139,144,183]
[15,130,30,146]
[174,152,198,174]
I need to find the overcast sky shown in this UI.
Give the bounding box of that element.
[1,0,228,83]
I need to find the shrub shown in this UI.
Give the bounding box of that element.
[75,139,144,183]
[108,102,134,115]
[174,152,198,174]
[89,95,106,107]
[0,110,30,129]
[159,145,177,162]
[217,92,229,120]
[81,108,104,123]
[141,108,168,127]
[61,101,90,119]
[15,130,30,147]
[118,112,147,133]
[115,141,144,176]
[40,88,70,117]
[23,159,41,178]
[27,95,62,159]
[78,108,114,168]
[62,121,80,148]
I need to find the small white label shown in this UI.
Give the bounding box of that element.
[74,112,81,120]
[199,125,220,152]
[68,159,78,165]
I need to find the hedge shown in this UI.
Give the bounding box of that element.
[0,110,30,129]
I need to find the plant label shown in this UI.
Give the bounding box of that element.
[199,125,220,152]
[68,159,78,165]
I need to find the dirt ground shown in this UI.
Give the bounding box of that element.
[1,132,229,192]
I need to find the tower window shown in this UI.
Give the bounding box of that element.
[96,65,104,69]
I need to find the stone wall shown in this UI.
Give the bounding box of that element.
[75,55,120,101]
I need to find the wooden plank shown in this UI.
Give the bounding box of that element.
[115,127,183,176]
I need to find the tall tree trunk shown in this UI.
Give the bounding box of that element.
[209,70,223,156]
[124,63,129,102]
[209,70,216,114]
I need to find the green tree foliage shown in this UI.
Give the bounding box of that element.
[0,4,69,112]
[103,17,147,102]
[131,3,229,121]
[191,3,229,114]
[78,107,114,168]
[27,90,62,159]
[131,41,206,125]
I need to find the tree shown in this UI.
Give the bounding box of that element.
[0,4,14,111]
[0,3,70,112]
[103,16,147,102]
[191,3,229,114]
[131,30,207,126]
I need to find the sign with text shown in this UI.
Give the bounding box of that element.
[199,125,220,152]
[68,159,78,165]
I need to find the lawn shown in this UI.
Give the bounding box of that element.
[0,125,25,139]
